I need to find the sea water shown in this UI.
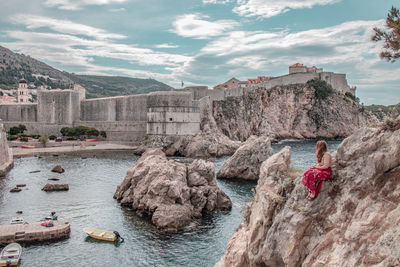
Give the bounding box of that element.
[0,140,341,266]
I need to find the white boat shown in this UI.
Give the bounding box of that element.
[10,218,23,224]
[0,243,22,266]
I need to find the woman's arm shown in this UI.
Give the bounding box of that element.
[317,153,331,169]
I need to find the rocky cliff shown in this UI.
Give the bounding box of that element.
[216,120,400,266]
[114,149,232,230]
[213,83,372,141]
[0,123,13,176]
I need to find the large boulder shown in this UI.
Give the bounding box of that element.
[217,136,273,180]
[113,148,232,230]
[216,123,400,267]
[51,165,65,173]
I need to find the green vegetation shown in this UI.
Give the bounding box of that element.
[221,96,241,118]
[8,124,26,135]
[39,135,48,147]
[60,126,102,138]
[345,92,360,103]
[371,6,400,62]
[7,135,18,141]
[20,136,28,142]
[49,135,57,140]
[66,74,173,99]
[364,103,400,120]
[307,78,334,100]
[100,131,107,138]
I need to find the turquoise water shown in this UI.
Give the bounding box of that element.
[0,140,341,266]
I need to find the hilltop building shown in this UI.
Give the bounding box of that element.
[289,63,323,74]
[213,78,243,90]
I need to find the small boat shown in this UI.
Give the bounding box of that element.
[0,243,22,267]
[83,228,123,242]
[20,145,35,149]
[87,144,96,147]
[10,217,24,224]
[85,139,98,142]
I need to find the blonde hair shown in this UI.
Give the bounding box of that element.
[316,140,328,163]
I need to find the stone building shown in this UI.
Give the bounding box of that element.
[0,123,13,176]
[17,79,29,103]
[289,63,323,74]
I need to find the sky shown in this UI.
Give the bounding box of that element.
[0,0,399,105]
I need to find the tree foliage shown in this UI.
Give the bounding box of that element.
[372,6,400,62]
[60,126,101,137]
[307,78,334,100]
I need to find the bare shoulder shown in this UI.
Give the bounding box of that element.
[324,152,332,158]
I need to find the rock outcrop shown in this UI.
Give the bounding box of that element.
[114,148,232,230]
[216,123,400,267]
[42,184,69,191]
[51,165,65,173]
[161,97,241,158]
[217,136,273,180]
[0,123,13,176]
[213,84,370,141]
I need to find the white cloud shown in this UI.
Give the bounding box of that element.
[204,0,341,18]
[170,14,239,39]
[155,43,179,49]
[44,0,128,10]
[109,7,126,12]
[11,14,126,40]
[202,0,231,3]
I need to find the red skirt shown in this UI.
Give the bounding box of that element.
[302,167,332,197]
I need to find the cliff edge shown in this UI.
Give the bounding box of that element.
[213,83,373,141]
[216,120,400,266]
[0,123,13,176]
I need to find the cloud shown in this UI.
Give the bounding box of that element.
[204,0,341,18]
[44,0,128,10]
[170,14,239,39]
[202,0,231,3]
[109,7,126,12]
[155,43,179,49]
[11,14,126,40]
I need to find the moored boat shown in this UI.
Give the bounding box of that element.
[10,218,23,224]
[20,145,35,149]
[85,139,98,142]
[0,243,22,267]
[83,228,123,242]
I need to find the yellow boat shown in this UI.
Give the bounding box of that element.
[0,242,22,266]
[83,228,117,242]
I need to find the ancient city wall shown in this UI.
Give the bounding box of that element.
[256,72,352,95]
[81,94,148,122]
[0,104,37,122]
[37,90,80,124]
[147,91,200,136]
[0,123,13,176]
[77,121,146,142]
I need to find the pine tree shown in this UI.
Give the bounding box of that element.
[372,6,400,62]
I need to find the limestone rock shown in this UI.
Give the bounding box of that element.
[213,84,371,141]
[51,165,65,173]
[42,184,69,191]
[216,125,400,267]
[10,187,22,193]
[217,136,273,180]
[113,148,232,230]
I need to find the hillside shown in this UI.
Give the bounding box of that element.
[66,74,173,99]
[0,45,173,98]
[364,102,400,121]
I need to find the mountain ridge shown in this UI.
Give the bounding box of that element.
[0,45,173,98]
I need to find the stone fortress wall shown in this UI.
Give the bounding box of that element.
[0,123,13,176]
[0,66,354,144]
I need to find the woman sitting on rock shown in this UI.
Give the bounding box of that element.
[303,140,332,200]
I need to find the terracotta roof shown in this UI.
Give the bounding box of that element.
[290,63,304,68]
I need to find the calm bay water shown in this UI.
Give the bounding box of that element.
[0,140,341,267]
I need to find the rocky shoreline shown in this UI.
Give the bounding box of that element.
[215,120,400,266]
